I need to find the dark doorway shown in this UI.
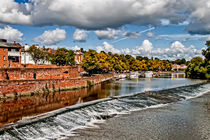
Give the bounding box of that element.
[6,73,9,80]
[33,73,36,79]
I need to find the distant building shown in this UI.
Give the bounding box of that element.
[0,39,22,68]
[74,50,83,64]
[21,44,52,65]
[172,64,187,71]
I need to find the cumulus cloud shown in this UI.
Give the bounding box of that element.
[146,32,155,38]
[73,29,88,42]
[95,28,120,40]
[0,0,31,25]
[33,28,66,45]
[95,28,144,41]
[96,40,202,60]
[0,26,23,42]
[1,0,210,34]
[96,42,121,54]
[186,1,210,34]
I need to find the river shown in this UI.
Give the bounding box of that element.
[0,78,209,139]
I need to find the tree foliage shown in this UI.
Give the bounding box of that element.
[27,46,75,66]
[82,50,172,74]
[172,58,187,65]
[186,41,210,79]
[27,45,49,64]
[51,48,75,66]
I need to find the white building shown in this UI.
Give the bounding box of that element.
[21,44,51,65]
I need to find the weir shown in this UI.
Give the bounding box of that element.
[0,82,209,140]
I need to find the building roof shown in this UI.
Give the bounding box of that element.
[0,42,20,48]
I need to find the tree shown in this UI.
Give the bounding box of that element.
[136,56,143,61]
[82,49,98,74]
[51,48,75,66]
[173,58,186,65]
[27,45,48,64]
[186,41,210,79]
[96,52,113,73]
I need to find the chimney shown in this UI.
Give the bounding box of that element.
[48,48,52,53]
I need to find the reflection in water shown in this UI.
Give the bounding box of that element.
[0,78,204,126]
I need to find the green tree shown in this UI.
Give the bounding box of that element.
[51,48,75,66]
[27,45,48,64]
[82,49,99,74]
[186,56,208,79]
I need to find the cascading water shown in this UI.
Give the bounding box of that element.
[0,82,209,140]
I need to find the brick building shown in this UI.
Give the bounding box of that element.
[74,50,83,64]
[0,39,22,68]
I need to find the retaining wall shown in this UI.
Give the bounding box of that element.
[0,74,114,96]
[0,66,81,81]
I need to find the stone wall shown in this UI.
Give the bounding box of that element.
[0,74,114,96]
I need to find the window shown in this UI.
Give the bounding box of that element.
[3,56,5,61]
[3,48,5,52]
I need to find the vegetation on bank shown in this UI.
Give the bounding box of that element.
[26,43,210,80]
[186,41,210,79]
[81,50,172,74]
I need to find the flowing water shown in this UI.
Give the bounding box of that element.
[0,78,209,140]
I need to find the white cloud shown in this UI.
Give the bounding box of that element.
[71,45,81,51]
[121,31,140,38]
[160,19,170,26]
[96,40,202,60]
[73,29,88,42]
[146,32,155,38]
[0,0,31,25]
[96,42,121,54]
[158,34,210,41]
[1,0,210,34]
[33,28,66,45]
[95,28,120,40]
[0,26,23,42]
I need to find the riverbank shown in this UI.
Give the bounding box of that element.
[0,74,115,127]
[0,73,115,99]
[71,92,210,140]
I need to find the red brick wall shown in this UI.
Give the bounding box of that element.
[0,66,80,81]
[0,74,114,95]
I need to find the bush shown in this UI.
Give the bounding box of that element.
[87,80,94,87]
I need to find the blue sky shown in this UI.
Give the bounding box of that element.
[1,0,210,60]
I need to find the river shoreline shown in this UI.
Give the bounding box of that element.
[0,73,115,99]
[0,80,208,139]
[70,91,210,140]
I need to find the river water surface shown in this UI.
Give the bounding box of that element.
[0,78,209,140]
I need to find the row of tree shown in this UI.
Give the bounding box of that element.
[82,50,172,74]
[186,41,210,79]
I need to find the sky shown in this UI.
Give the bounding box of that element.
[0,0,210,60]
